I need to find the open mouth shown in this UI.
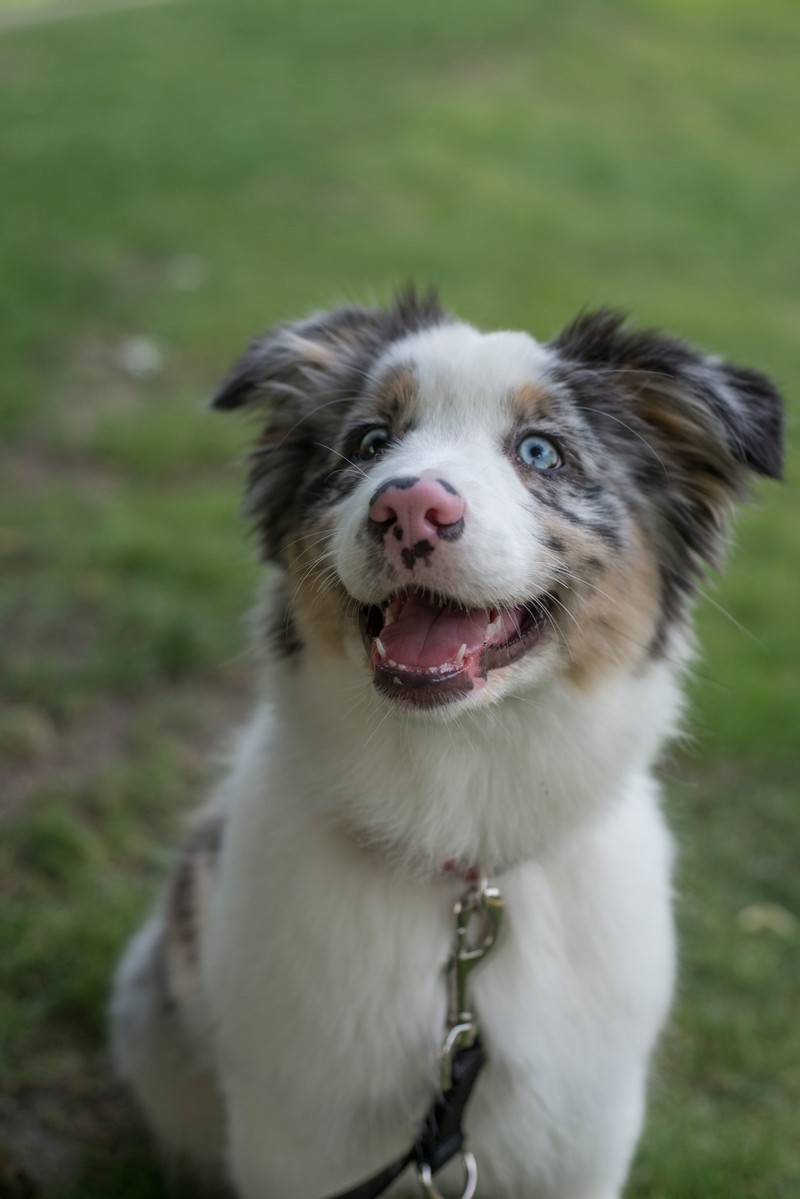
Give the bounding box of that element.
[359,588,557,707]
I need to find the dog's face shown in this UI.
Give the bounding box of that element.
[328,323,663,713]
[214,291,782,720]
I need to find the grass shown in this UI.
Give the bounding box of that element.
[0,0,797,1195]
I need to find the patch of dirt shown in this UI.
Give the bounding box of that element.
[0,680,249,821]
[1,696,138,820]
[2,441,125,501]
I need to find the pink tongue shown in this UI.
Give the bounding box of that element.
[379,596,491,669]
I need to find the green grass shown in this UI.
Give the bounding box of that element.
[0,0,797,1195]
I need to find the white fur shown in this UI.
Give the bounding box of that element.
[113,321,684,1198]
[201,680,678,1199]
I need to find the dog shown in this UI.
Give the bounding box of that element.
[111,289,783,1199]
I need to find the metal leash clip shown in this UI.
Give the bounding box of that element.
[415,873,504,1199]
[441,874,504,1091]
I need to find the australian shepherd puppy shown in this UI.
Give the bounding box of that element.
[111,290,783,1199]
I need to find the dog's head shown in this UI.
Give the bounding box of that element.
[213,289,783,719]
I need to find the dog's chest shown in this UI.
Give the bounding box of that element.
[201,763,674,1196]
[208,806,615,1107]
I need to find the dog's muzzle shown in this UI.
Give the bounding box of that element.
[359,589,558,708]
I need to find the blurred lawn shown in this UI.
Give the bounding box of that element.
[0,0,797,1196]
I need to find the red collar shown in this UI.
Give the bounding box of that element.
[441,859,481,886]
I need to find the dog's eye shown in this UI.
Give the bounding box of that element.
[356,427,390,461]
[517,434,561,471]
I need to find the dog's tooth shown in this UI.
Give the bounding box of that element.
[455,643,467,665]
[375,637,387,660]
[383,609,395,626]
[485,615,502,640]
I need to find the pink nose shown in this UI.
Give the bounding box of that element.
[369,475,465,545]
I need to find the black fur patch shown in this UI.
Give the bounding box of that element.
[267,603,305,658]
[539,493,625,550]
[167,815,225,968]
[169,856,196,962]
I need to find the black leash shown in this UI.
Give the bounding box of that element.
[324,1040,486,1199]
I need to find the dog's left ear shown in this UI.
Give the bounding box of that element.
[550,310,785,632]
[550,311,786,649]
[550,309,784,486]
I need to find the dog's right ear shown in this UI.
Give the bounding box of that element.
[210,310,389,563]
[211,312,372,413]
[211,289,446,414]
[209,291,447,564]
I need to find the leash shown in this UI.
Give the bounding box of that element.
[323,873,504,1199]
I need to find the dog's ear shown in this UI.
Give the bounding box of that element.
[211,289,447,563]
[550,308,783,485]
[211,287,446,414]
[549,310,784,636]
[211,309,385,413]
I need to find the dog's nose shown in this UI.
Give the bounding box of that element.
[369,475,465,545]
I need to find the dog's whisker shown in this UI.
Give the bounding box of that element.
[280,527,337,556]
[288,553,340,604]
[314,442,370,480]
[270,395,361,451]
[570,404,669,478]
[551,564,620,608]
[694,585,764,647]
[362,704,398,750]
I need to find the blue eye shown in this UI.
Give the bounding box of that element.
[517,434,561,471]
[356,426,390,461]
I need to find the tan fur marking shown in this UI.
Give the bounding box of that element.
[565,525,662,688]
[373,363,418,408]
[510,382,555,421]
[634,385,737,526]
[284,331,338,368]
[285,516,353,661]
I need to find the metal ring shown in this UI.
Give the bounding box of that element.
[417,1151,478,1199]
